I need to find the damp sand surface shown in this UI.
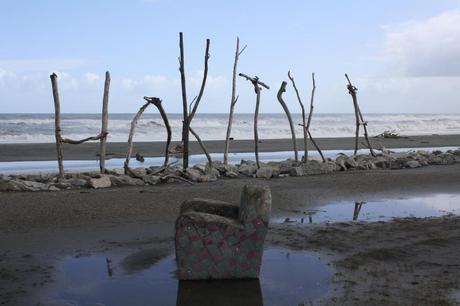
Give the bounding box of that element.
[1,165,460,305]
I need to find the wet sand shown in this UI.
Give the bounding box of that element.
[1,164,460,305]
[1,134,459,161]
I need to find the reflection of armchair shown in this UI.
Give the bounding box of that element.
[175,185,272,280]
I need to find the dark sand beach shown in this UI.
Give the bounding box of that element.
[1,160,460,305]
[1,134,459,161]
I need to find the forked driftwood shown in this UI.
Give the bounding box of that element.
[345,74,375,157]
[224,37,247,165]
[298,124,325,162]
[238,73,270,169]
[100,72,111,173]
[144,97,172,167]
[50,72,110,178]
[277,81,298,162]
[189,126,213,167]
[178,32,210,170]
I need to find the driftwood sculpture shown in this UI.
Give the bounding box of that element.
[178,32,210,170]
[175,185,272,280]
[345,74,375,157]
[50,72,110,178]
[277,81,298,162]
[238,73,270,169]
[224,37,246,165]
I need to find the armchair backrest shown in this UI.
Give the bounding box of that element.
[238,185,272,226]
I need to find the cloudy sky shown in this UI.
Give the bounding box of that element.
[1,0,460,114]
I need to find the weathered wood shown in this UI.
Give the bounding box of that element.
[189,126,213,167]
[189,39,210,122]
[50,73,64,177]
[99,71,110,173]
[144,97,171,167]
[308,130,325,163]
[124,101,151,174]
[62,133,105,144]
[276,81,298,162]
[288,71,307,162]
[345,74,375,156]
[224,37,246,165]
[239,73,269,169]
[179,32,190,170]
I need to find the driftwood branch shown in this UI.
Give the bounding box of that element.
[160,175,195,185]
[299,124,325,162]
[144,96,172,167]
[50,73,64,177]
[61,133,106,144]
[224,37,244,165]
[189,39,210,122]
[277,81,298,162]
[239,73,269,169]
[288,71,307,162]
[99,71,110,174]
[124,101,151,174]
[179,32,190,170]
[345,74,375,157]
[189,126,213,166]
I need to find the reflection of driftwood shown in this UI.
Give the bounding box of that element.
[345,74,375,157]
[224,37,246,165]
[144,97,171,167]
[277,81,298,162]
[50,73,65,177]
[239,73,270,169]
[178,32,210,170]
[99,71,111,173]
[353,201,365,221]
[189,126,212,166]
[124,101,151,174]
[288,71,307,162]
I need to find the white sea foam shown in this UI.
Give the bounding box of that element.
[1,113,460,143]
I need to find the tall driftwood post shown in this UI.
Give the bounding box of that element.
[277,81,298,162]
[178,32,210,170]
[125,101,151,174]
[99,71,111,173]
[224,37,246,165]
[288,71,307,162]
[50,73,64,177]
[144,97,172,167]
[239,73,270,169]
[345,74,375,157]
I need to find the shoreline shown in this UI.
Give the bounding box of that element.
[1,134,459,162]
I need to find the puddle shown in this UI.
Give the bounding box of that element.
[276,193,460,224]
[39,248,331,306]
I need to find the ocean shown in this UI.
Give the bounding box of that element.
[1,113,460,143]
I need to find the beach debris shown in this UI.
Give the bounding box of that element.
[239,73,270,169]
[345,74,376,157]
[110,175,145,187]
[277,81,299,162]
[50,72,110,178]
[178,32,210,170]
[88,176,112,189]
[288,71,317,162]
[374,130,402,139]
[224,37,247,165]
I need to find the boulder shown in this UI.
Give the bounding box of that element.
[302,160,336,175]
[256,167,276,179]
[141,175,161,185]
[238,164,257,177]
[110,175,145,187]
[184,168,203,182]
[405,160,422,168]
[289,166,304,177]
[345,157,358,169]
[89,176,112,189]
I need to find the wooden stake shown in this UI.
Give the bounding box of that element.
[50,73,64,177]
[239,73,270,169]
[99,71,110,173]
[277,81,298,162]
[224,37,246,165]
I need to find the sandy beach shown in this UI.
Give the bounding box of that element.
[1,134,459,162]
[1,162,460,305]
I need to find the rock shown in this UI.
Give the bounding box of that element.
[89,176,112,189]
[193,164,207,174]
[205,165,220,178]
[197,174,218,182]
[345,157,358,169]
[278,160,297,174]
[335,155,347,171]
[405,160,422,168]
[130,168,148,177]
[141,175,161,185]
[301,160,336,175]
[47,185,61,191]
[0,179,25,191]
[256,167,275,179]
[69,178,88,188]
[238,164,257,177]
[110,175,145,187]
[289,166,304,177]
[0,179,52,191]
[224,170,239,178]
[184,168,203,182]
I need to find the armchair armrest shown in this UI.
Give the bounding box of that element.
[180,198,240,219]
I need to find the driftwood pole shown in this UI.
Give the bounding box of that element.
[277,81,298,162]
[224,37,246,165]
[124,101,151,174]
[178,32,210,170]
[50,73,64,177]
[99,71,111,173]
[345,74,375,157]
[144,97,172,167]
[239,73,270,169]
[189,126,213,166]
[288,71,307,162]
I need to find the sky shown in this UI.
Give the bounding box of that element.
[1,0,460,114]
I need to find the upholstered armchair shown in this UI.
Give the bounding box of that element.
[175,185,272,280]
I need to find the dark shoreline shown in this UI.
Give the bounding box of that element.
[1,134,459,162]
